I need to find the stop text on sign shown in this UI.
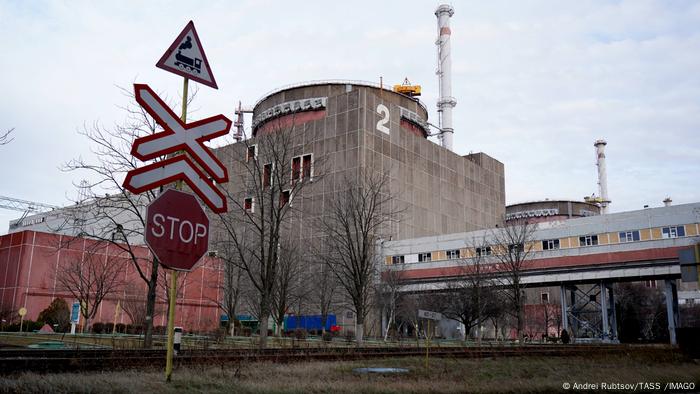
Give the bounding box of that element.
[150,214,207,245]
[145,189,210,271]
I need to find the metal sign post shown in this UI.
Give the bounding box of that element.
[123,20,227,383]
[165,76,188,383]
[18,307,26,333]
[417,310,441,370]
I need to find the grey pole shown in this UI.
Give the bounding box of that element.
[607,283,618,341]
[600,282,609,341]
[664,279,679,345]
[560,285,568,331]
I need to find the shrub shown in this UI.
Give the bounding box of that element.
[7,320,43,332]
[37,298,70,332]
[92,322,105,334]
[345,330,355,342]
[561,329,570,344]
[153,326,166,335]
[115,323,126,333]
[242,327,252,337]
[294,328,307,340]
[322,331,333,342]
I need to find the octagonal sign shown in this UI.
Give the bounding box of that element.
[145,189,209,271]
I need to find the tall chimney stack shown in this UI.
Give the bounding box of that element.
[435,4,456,151]
[594,139,611,214]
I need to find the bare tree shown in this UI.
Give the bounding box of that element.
[121,283,162,329]
[488,292,510,340]
[543,302,561,340]
[319,169,401,345]
[0,128,14,145]
[310,262,339,335]
[0,305,17,329]
[270,240,305,336]
[209,237,244,336]
[439,239,499,343]
[54,249,124,332]
[61,85,197,347]
[216,120,317,348]
[491,219,537,340]
[377,262,405,341]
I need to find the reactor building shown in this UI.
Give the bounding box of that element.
[214,80,505,241]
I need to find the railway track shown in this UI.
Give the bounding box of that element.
[0,345,672,374]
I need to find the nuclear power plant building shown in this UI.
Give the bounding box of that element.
[214,81,505,241]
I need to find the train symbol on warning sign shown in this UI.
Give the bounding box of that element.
[174,36,202,74]
[156,21,218,89]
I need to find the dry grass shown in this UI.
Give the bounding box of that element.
[1,352,699,393]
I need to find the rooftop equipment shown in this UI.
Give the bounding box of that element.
[393,78,422,97]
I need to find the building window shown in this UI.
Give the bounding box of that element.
[263,163,273,188]
[540,292,549,303]
[418,252,431,262]
[246,145,257,162]
[508,243,524,254]
[619,230,640,243]
[280,190,291,207]
[291,154,313,183]
[303,154,312,179]
[542,239,560,251]
[662,226,685,239]
[476,246,492,257]
[244,197,254,212]
[291,156,301,182]
[579,235,598,247]
[392,255,405,265]
[446,249,460,259]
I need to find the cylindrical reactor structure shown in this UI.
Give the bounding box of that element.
[436,4,456,151]
[251,81,428,138]
[594,139,610,214]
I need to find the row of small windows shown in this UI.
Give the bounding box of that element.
[243,190,291,213]
[390,225,691,264]
[244,146,312,212]
[247,145,313,184]
[663,225,685,238]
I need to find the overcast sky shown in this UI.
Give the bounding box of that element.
[1,0,699,233]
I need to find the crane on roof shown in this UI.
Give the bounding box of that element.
[393,78,422,97]
[0,195,59,223]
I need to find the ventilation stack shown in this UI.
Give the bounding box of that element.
[594,139,611,214]
[435,4,456,151]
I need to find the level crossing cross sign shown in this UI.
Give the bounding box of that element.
[156,21,218,89]
[122,84,231,213]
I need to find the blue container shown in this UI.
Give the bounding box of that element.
[284,315,336,332]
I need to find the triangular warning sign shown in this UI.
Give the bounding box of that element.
[156,21,218,89]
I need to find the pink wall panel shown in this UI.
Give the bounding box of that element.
[0,231,224,332]
[33,232,61,248]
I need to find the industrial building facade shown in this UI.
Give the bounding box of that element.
[215,81,505,241]
[381,202,700,342]
[0,230,222,332]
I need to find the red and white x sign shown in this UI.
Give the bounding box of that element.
[123,84,231,213]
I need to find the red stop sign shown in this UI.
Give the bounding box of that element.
[145,189,209,271]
